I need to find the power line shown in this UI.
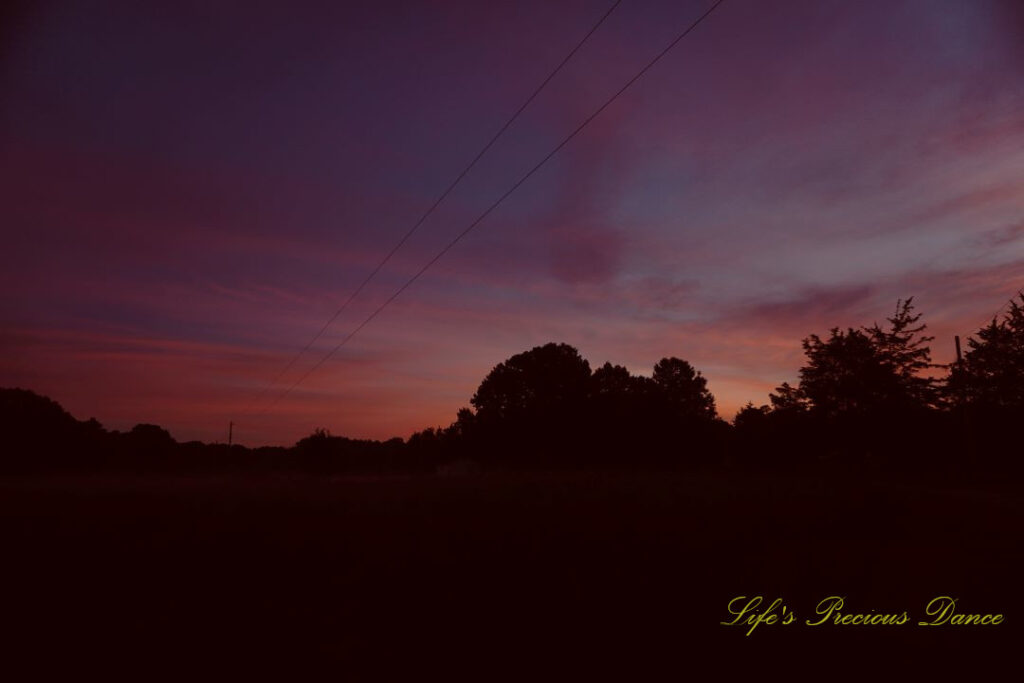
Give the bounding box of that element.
[990,288,1023,322]
[253,0,729,416]
[241,0,622,416]
[948,288,1023,373]
[971,288,1024,336]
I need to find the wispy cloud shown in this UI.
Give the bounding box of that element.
[3,0,1022,441]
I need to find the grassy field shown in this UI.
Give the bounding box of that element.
[1,469,1019,676]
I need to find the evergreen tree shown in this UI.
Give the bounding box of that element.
[651,357,717,420]
[947,294,1024,411]
[863,297,939,409]
[768,382,809,413]
[796,327,898,418]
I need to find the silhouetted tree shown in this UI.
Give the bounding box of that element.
[773,300,938,421]
[586,362,657,460]
[863,297,939,409]
[591,362,659,416]
[941,295,1024,474]
[470,343,592,422]
[1,387,79,437]
[797,328,903,418]
[127,423,176,449]
[638,357,723,465]
[466,343,592,464]
[730,402,787,465]
[768,382,809,413]
[947,294,1024,413]
[592,362,635,399]
[733,402,770,431]
[651,357,717,420]
[759,299,947,463]
[1,388,113,471]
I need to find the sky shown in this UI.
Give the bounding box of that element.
[2,0,1023,445]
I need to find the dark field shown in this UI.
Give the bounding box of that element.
[2,470,1020,676]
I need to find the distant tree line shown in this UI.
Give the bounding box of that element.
[2,295,1021,480]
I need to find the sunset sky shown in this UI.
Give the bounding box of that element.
[2,0,1023,445]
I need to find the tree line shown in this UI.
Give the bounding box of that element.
[411,296,1022,476]
[2,295,1021,478]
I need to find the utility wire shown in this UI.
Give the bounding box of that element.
[972,287,1024,336]
[241,0,622,416]
[253,0,729,415]
[990,288,1023,322]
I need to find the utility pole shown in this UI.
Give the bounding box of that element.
[954,336,974,463]
[954,335,968,410]
[228,421,234,447]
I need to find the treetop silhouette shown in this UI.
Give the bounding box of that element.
[770,297,938,419]
[3,296,1022,476]
[947,293,1024,413]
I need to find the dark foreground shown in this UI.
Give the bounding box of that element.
[1,469,1020,677]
